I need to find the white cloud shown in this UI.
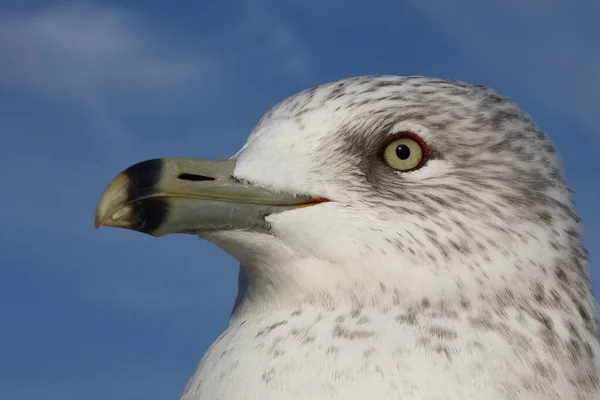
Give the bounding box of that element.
[403,0,600,135]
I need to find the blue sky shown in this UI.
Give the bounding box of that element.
[0,1,598,399]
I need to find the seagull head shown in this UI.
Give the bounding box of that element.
[96,76,592,322]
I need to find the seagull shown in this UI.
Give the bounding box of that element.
[95,75,600,399]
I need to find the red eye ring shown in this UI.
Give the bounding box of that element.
[382,132,431,172]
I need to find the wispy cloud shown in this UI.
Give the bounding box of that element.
[404,0,600,136]
[0,2,312,154]
[0,2,216,159]
[0,2,312,105]
[0,3,214,106]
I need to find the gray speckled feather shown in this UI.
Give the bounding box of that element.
[180,75,599,399]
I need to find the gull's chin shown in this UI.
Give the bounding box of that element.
[198,229,297,268]
[198,229,279,248]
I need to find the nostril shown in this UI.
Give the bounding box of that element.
[178,173,215,181]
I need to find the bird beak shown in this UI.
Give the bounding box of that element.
[95,158,326,237]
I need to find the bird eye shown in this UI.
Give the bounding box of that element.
[382,133,429,172]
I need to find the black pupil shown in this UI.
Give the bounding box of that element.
[395,144,411,160]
